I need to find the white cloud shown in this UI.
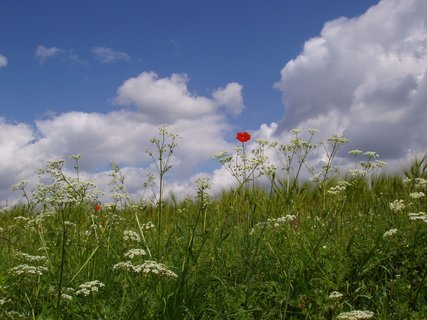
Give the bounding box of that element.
[212,82,244,116]
[115,71,244,123]
[0,69,242,203]
[35,45,63,64]
[91,47,130,63]
[0,54,7,68]
[274,0,427,164]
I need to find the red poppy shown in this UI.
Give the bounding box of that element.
[236,131,251,143]
[95,204,102,212]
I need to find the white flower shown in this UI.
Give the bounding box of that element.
[348,169,366,177]
[141,221,155,230]
[124,248,147,259]
[383,228,398,238]
[389,199,406,213]
[348,150,363,156]
[408,212,427,223]
[113,261,134,272]
[10,264,48,276]
[363,151,378,158]
[15,251,46,263]
[415,178,427,189]
[123,230,141,243]
[328,291,343,299]
[337,310,374,319]
[409,192,425,199]
[308,128,320,135]
[69,154,81,161]
[76,280,105,297]
[133,260,178,278]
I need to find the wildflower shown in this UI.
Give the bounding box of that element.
[123,230,141,243]
[348,169,366,177]
[290,128,301,135]
[415,178,427,189]
[113,261,135,272]
[408,212,427,223]
[69,154,81,161]
[308,128,320,135]
[11,180,30,191]
[15,251,46,263]
[389,199,406,212]
[124,248,147,259]
[236,131,251,143]
[10,264,48,276]
[363,151,379,158]
[133,260,178,278]
[327,181,351,196]
[254,215,297,230]
[383,228,398,238]
[337,310,374,319]
[329,291,343,299]
[327,135,350,145]
[75,280,105,297]
[141,221,155,230]
[113,260,178,278]
[255,138,269,146]
[409,191,425,199]
[348,150,363,156]
[95,204,102,211]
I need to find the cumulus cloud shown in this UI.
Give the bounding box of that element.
[274,0,427,165]
[0,54,7,68]
[0,70,242,204]
[115,71,244,123]
[35,45,63,64]
[91,46,130,63]
[212,82,244,116]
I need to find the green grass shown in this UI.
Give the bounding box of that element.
[1,172,426,319]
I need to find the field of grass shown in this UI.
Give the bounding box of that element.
[0,128,426,319]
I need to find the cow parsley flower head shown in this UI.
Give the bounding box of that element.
[389,199,406,212]
[337,310,374,319]
[383,228,398,238]
[329,291,343,299]
[124,248,147,259]
[408,212,427,223]
[133,260,178,278]
[10,264,48,276]
[409,191,425,199]
[76,280,105,297]
[348,150,363,156]
[123,230,141,243]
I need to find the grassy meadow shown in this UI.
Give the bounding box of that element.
[0,127,426,319]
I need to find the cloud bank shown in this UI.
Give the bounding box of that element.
[274,0,427,163]
[0,73,241,204]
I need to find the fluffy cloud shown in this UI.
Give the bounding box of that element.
[274,0,427,164]
[0,54,7,68]
[115,71,244,123]
[0,71,242,204]
[35,45,63,64]
[91,47,130,63]
[212,82,244,116]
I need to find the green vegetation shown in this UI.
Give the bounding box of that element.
[0,127,426,319]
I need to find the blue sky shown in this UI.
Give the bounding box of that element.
[1,0,377,127]
[1,0,427,204]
